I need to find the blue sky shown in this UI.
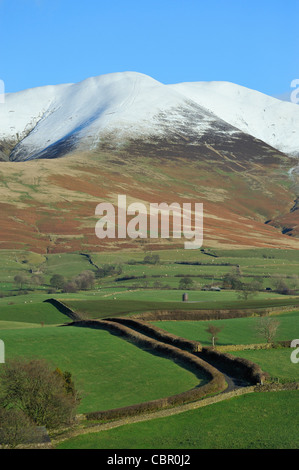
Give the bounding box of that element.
[0,0,298,96]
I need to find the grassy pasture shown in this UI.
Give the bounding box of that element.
[152,310,299,346]
[63,296,299,320]
[229,348,299,383]
[0,321,42,330]
[0,281,285,327]
[0,325,201,413]
[83,289,292,302]
[0,246,299,450]
[44,253,93,278]
[57,391,299,449]
[0,248,299,295]
[0,300,67,324]
[0,285,297,327]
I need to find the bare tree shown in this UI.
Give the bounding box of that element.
[255,316,280,343]
[206,324,223,348]
[272,275,290,295]
[31,274,44,287]
[237,280,260,301]
[74,270,95,290]
[62,281,78,293]
[222,268,242,290]
[14,274,28,290]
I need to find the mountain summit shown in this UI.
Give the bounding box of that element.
[1,72,299,162]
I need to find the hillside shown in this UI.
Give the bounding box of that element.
[0,72,298,253]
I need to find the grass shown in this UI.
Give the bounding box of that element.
[57,391,299,449]
[1,247,299,295]
[1,247,299,450]
[0,325,202,413]
[0,321,43,330]
[45,253,93,278]
[0,286,298,326]
[229,348,299,382]
[82,289,292,302]
[62,295,299,320]
[0,300,67,324]
[152,310,299,346]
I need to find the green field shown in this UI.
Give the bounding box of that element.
[0,321,42,330]
[0,247,299,325]
[0,325,202,413]
[0,300,67,324]
[1,247,299,449]
[229,348,299,382]
[153,310,299,346]
[1,247,299,295]
[57,391,299,449]
[0,290,298,327]
[63,296,299,320]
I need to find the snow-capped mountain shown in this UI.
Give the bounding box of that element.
[0,71,299,161]
[169,81,299,157]
[1,72,299,252]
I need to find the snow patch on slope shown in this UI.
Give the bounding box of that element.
[168,81,299,157]
[0,84,69,141]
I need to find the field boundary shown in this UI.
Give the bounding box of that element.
[44,299,82,321]
[217,340,293,353]
[105,317,269,387]
[106,316,202,352]
[52,383,299,446]
[132,304,299,321]
[199,348,268,385]
[52,386,255,445]
[48,297,299,323]
[66,319,227,421]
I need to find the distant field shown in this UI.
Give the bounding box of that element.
[152,310,299,346]
[0,288,298,326]
[0,300,67,324]
[90,247,299,263]
[1,247,299,295]
[63,296,299,321]
[0,325,202,413]
[57,391,299,449]
[83,289,292,302]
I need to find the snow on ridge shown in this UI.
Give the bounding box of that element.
[1,71,299,160]
[5,72,224,161]
[168,81,299,157]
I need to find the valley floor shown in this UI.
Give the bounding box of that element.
[0,247,298,449]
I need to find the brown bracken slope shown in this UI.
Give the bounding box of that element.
[0,133,298,254]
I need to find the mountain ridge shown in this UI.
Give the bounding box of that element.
[1,71,299,162]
